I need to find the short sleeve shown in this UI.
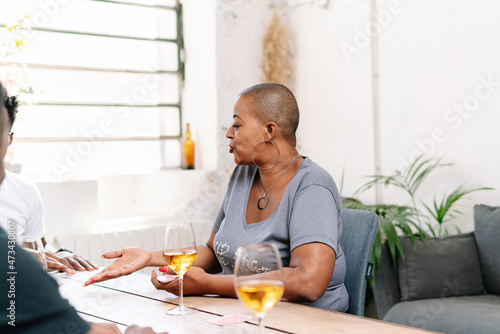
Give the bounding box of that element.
[289,185,340,254]
[211,166,241,234]
[21,185,46,242]
[212,196,226,234]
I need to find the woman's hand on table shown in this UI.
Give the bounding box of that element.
[151,267,210,296]
[84,247,156,286]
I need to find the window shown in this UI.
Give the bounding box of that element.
[0,0,184,180]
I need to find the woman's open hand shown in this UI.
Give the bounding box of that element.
[84,247,154,286]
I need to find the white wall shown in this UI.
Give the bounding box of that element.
[182,0,218,170]
[376,0,500,232]
[215,1,377,194]
[286,1,376,203]
[215,0,275,172]
[214,0,500,233]
[215,1,376,202]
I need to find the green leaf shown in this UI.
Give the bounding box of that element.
[424,185,493,236]
[407,157,451,195]
[380,217,403,264]
[371,230,382,271]
[426,222,437,237]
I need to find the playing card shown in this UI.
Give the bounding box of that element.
[156,274,177,283]
[207,314,253,326]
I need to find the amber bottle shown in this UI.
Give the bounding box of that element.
[181,123,195,169]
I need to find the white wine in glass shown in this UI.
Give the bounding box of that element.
[234,243,284,333]
[163,222,198,316]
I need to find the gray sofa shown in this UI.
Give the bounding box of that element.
[373,204,500,334]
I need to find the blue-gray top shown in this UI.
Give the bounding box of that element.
[212,157,349,312]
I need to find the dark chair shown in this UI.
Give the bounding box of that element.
[340,208,379,316]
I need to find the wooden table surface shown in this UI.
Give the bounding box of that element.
[57,269,439,334]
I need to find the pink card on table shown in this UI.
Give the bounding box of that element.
[207,314,253,326]
[156,274,177,283]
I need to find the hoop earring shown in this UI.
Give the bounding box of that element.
[252,140,280,170]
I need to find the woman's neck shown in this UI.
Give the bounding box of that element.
[258,150,302,188]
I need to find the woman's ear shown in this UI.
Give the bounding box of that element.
[265,122,277,141]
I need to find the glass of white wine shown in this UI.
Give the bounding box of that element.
[234,243,284,333]
[163,221,198,316]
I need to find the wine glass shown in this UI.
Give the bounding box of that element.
[162,222,198,316]
[234,243,284,333]
[22,237,48,271]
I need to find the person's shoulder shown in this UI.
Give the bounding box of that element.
[229,164,256,182]
[4,171,41,195]
[5,170,36,185]
[294,158,342,209]
[297,157,336,188]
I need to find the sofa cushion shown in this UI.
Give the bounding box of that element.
[383,294,500,334]
[398,233,484,301]
[474,204,500,295]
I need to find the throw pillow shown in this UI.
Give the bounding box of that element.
[398,233,484,301]
[474,204,500,295]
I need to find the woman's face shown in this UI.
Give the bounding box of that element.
[226,96,266,165]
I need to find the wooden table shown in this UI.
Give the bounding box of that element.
[57,269,439,334]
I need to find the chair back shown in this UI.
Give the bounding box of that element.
[340,208,379,316]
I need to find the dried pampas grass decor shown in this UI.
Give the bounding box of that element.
[261,12,291,85]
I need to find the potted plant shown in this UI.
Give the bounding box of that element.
[342,155,492,269]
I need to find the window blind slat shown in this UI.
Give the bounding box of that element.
[0,0,177,40]
[3,32,178,72]
[24,68,179,105]
[14,106,180,139]
[13,140,181,177]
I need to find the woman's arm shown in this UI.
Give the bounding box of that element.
[152,241,335,301]
[86,231,222,286]
[282,183,340,303]
[192,232,222,274]
[152,267,236,297]
[282,242,335,303]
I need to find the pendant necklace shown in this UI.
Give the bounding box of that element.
[257,155,301,210]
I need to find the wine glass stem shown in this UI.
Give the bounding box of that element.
[179,274,184,310]
[258,314,264,334]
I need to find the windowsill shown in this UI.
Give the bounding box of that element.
[36,167,230,238]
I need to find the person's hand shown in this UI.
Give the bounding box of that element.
[46,251,98,274]
[84,247,153,286]
[124,325,168,334]
[55,250,99,271]
[45,251,76,274]
[22,247,47,266]
[151,267,209,296]
[87,322,122,334]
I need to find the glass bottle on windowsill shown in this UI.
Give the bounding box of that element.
[181,123,195,170]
